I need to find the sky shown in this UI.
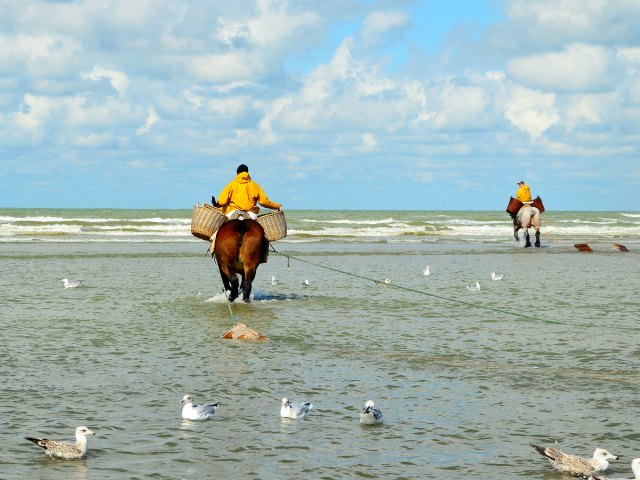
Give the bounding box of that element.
[1,0,639,211]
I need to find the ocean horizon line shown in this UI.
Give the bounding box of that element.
[1,206,638,213]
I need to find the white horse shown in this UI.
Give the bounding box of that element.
[512,204,541,248]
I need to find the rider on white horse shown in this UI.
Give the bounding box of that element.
[513,180,541,247]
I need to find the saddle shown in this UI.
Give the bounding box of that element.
[227,210,251,220]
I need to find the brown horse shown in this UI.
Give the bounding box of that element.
[213,218,269,302]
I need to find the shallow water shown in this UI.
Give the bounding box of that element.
[1,218,639,479]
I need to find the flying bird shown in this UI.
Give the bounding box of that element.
[376,279,391,288]
[26,426,95,459]
[271,275,279,285]
[302,280,310,288]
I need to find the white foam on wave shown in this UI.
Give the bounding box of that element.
[0,224,190,236]
[0,215,190,224]
[300,217,396,225]
[0,224,84,235]
[288,223,422,237]
[205,292,231,303]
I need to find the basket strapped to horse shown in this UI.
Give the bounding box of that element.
[257,210,287,241]
[531,196,545,213]
[191,204,227,241]
[506,197,523,215]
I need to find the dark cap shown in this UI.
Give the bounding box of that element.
[517,180,524,185]
[237,164,249,174]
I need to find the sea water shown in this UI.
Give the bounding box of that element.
[0,209,639,479]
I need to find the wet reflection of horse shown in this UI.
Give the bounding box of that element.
[214,218,269,302]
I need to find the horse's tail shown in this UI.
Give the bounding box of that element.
[237,219,250,236]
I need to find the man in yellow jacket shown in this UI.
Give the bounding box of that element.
[515,180,532,203]
[216,164,281,220]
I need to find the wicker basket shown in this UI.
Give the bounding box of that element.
[506,197,523,215]
[257,210,287,241]
[531,196,545,213]
[191,204,227,241]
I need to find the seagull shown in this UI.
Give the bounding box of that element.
[181,394,220,420]
[302,280,310,288]
[359,400,384,425]
[26,426,95,459]
[422,265,430,276]
[466,281,481,292]
[280,397,313,419]
[530,444,619,476]
[271,275,279,285]
[62,278,83,288]
[573,458,640,480]
[376,279,391,288]
[491,272,505,281]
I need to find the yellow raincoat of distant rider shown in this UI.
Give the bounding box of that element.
[515,181,532,203]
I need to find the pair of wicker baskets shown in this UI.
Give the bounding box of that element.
[190,204,287,242]
[506,196,545,215]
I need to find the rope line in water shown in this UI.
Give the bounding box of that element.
[271,248,559,324]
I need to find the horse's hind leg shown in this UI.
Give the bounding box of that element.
[534,230,540,248]
[219,265,239,302]
[524,229,532,248]
[241,270,257,303]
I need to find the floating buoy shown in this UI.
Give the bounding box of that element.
[221,322,269,342]
[612,243,629,252]
[574,243,593,252]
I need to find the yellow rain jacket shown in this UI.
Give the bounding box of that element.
[218,172,281,215]
[515,184,532,203]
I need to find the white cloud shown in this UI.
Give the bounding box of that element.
[362,10,410,45]
[82,66,130,96]
[431,84,489,130]
[507,43,612,92]
[0,33,82,78]
[137,107,159,135]
[360,133,378,151]
[504,85,560,139]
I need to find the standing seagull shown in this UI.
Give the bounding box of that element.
[376,279,391,288]
[26,426,95,459]
[302,279,310,288]
[422,265,430,276]
[359,400,384,425]
[62,278,83,288]
[280,397,313,419]
[466,281,481,292]
[491,272,504,281]
[181,394,220,420]
[530,443,619,476]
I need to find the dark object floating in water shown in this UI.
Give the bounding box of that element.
[612,243,629,252]
[574,243,593,252]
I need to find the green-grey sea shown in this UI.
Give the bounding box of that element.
[0,209,638,479]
